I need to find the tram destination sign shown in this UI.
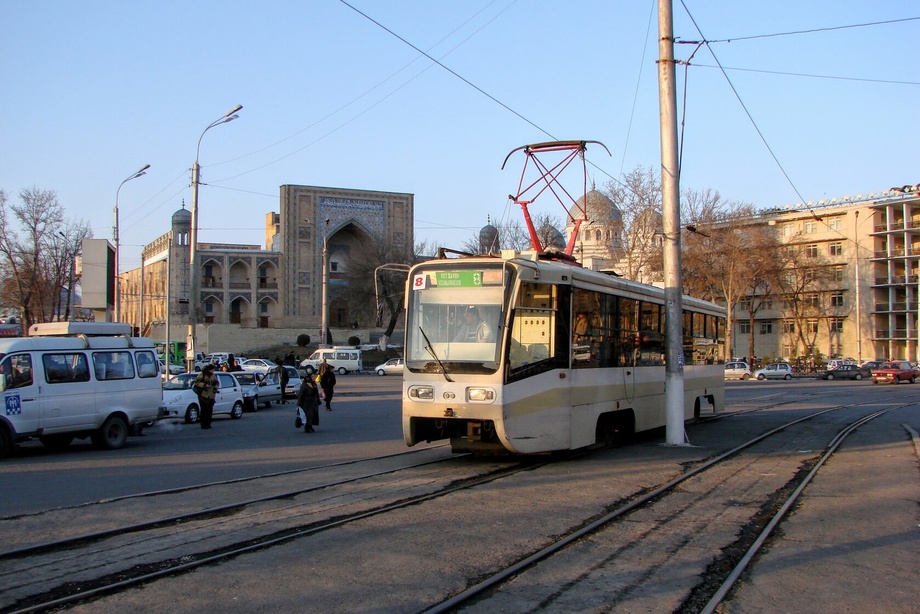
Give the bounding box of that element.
[413,268,501,290]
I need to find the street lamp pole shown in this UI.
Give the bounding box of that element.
[114,164,150,322]
[186,105,243,369]
[321,218,330,346]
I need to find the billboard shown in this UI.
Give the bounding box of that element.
[80,239,115,310]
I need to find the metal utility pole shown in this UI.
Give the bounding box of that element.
[658,0,686,446]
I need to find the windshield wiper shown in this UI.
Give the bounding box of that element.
[418,326,453,382]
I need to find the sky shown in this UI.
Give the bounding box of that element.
[1,1,918,272]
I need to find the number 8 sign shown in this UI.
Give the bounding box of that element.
[412,274,429,290]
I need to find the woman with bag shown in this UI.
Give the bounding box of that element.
[296,374,320,433]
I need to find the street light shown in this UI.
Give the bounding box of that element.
[321,218,330,346]
[114,164,150,322]
[187,105,243,369]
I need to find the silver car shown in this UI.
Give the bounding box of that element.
[753,363,794,380]
[232,371,283,411]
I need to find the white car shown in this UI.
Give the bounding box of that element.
[161,372,244,424]
[239,358,278,374]
[724,361,752,380]
[374,357,404,376]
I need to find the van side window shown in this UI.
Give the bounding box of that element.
[0,354,33,389]
[135,350,158,378]
[92,351,136,381]
[42,353,91,384]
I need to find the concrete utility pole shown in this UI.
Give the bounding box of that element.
[658,0,686,446]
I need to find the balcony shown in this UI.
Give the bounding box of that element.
[202,276,220,288]
[229,281,250,290]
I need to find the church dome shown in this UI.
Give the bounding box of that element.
[570,189,622,228]
[479,217,499,254]
[171,205,192,227]
[539,224,566,250]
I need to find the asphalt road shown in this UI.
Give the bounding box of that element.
[0,373,408,516]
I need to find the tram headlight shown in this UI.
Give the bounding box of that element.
[467,387,495,403]
[408,385,434,401]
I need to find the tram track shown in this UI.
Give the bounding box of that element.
[423,398,916,613]
[2,390,914,613]
[0,449,546,614]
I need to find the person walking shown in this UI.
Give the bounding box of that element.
[226,354,239,372]
[296,374,320,433]
[193,364,219,429]
[318,360,337,411]
[279,365,290,404]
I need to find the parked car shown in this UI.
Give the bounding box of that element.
[753,362,794,380]
[816,364,871,380]
[825,358,857,370]
[374,357,405,376]
[232,370,283,410]
[239,358,278,375]
[283,365,302,399]
[161,372,244,424]
[860,360,886,371]
[870,361,918,384]
[723,361,752,381]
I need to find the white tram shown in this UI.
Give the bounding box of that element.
[402,251,726,454]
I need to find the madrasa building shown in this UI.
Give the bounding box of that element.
[119,185,414,354]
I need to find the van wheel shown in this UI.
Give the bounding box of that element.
[0,427,13,459]
[92,415,129,450]
[230,401,244,419]
[337,367,347,375]
[185,404,200,424]
[39,434,74,450]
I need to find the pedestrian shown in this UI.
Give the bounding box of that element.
[317,360,337,411]
[192,364,219,429]
[296,374,320,433]
[226,354,239,372]
[279,365,290,404]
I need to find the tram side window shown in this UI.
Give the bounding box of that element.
[0,354,33,390]
[636,301,664,366]
[42,353,90,384]
[508,283,568,378]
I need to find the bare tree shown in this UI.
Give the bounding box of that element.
[603,167,663,282]
[0,188,65,331]
[681,190,780,361]
[342,240,413,339]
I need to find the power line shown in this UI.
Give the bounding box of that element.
[701,16,920,43]
[692,63,920,87]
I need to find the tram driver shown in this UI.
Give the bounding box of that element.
[453,306,494,343]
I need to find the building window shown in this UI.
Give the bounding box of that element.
[739,322,751,334]
[831,292,844,307]
[783,320,795,333]
[782,343,794,357]
[829,242,843,256]
[804,268,816,281]
[807,319,819,333]
[204,301,213,314]
[806,294,820,308]
[833,266,844,282]
[760,322,773,335]
[804,220,817,234]
[806,244,819,258]
[782,223,794,237]
[827,217,843,231]
[830,318,844,333]
[259,302,268,314]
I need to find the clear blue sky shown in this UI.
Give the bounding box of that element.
[2,1,917,271]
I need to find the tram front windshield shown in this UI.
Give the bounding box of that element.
[406,264,506,375]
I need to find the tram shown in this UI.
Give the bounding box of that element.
[402,141,726,454]
[401,252,726,454]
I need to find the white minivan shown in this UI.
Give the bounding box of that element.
[0,322,165,458]
[300,347,363,375]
